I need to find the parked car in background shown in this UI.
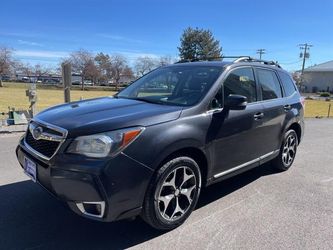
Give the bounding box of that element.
[84,80,93,86]
[0,75,10,81]
[16,57,304,230]
[44,79,59,85]
[72,80,81,85]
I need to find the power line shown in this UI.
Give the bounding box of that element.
[279,59,302,65]
[256,49,266,60]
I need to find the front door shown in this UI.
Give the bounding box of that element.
[208,67,267,176]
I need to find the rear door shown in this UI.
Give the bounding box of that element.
[254,67,286,153]
[277,70,302,113]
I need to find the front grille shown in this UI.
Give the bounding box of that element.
[24,121,67,159]
[25,130,60,158]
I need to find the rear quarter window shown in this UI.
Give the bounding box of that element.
[278,71,297,97]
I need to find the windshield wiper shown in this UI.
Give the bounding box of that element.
[116,96,166,105]
[130,97,166,105]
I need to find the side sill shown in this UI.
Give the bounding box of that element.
[213,149,279,179]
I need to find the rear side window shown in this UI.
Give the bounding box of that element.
[223,67,257,103]
[257,69,282,100]
[278,71,297,97]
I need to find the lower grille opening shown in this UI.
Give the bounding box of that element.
[84,203,102,215]
[76,201,105,218]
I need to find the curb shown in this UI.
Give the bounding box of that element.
[0,125,27,134]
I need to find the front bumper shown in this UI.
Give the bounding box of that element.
[16,138,153,222]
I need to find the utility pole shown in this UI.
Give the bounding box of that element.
[299,43,313,75]
[298,43,313,92]
[62,62,71,103]
[256,49,266,60]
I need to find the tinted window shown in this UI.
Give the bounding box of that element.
[223,67,257,103]
[257,69,282,100]
[118,66,223,106]
[278,71,297,96]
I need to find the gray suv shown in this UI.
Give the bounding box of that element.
[16,56,304,230]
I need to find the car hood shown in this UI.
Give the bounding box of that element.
[35,97,183,137]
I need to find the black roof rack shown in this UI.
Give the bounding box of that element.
[175,56,251,63]
[175,57,223,63]
[175,56,281,68]
[233,56,281,68]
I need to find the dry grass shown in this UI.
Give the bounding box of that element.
[304,99,333,118]
[0,83,116,113]
[0,83,332,118]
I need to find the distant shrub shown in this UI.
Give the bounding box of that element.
[319,92,331,97]
[305,96,313,100]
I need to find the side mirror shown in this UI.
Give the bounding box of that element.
[210,98,222,109]
[224,94,247,110]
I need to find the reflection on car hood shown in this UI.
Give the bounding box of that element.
[35,97,183,137]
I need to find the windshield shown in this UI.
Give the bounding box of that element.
[117,65,224,106]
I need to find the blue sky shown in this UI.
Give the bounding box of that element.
[1,0,332,71]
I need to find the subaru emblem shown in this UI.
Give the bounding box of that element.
[32,126,43,140]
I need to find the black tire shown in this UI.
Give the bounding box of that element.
[141,156,201,230]
[272,129,298,171]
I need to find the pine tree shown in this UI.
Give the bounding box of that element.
[178,27,222,61]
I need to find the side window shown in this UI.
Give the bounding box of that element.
[278,71,297,97]
[257,69,282,100]
[223,67,257,103]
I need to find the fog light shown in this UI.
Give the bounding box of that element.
[76,201,105,218]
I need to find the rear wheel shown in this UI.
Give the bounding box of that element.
[141,156,201,230]
[272,129,298,171]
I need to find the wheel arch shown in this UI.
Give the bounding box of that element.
[152,144,210,188]
[287,122,302,144]
[162,147,209,187]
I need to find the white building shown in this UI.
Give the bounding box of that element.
[303,60,333,93]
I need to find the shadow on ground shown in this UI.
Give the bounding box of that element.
[0,164,278,250]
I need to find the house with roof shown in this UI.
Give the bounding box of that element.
[302,60,333,93]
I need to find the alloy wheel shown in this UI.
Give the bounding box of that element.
[157,166,197,221]
[282,133,297,166]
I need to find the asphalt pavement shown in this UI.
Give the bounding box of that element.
[0,119,332,250]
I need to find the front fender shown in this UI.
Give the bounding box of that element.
[150,138,206,170]
[123,116,212,171]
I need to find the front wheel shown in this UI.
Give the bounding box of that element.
[141,156,201,230]
[272,129,298,171]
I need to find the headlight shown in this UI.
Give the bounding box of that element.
[67,127,144,158]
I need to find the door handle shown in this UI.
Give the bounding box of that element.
[284,104,292,111]
[254,112,264,120]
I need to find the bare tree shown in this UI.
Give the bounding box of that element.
[33,64,51,81]
[67,49,96,90]
[20,63,33,82]
[134,56,157,77]
[122,65,134,80]
[158,55,174,66]
[95,52,112,84]
[85,60,100,84]
[111,54,128,90]
[0,46,14,87]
